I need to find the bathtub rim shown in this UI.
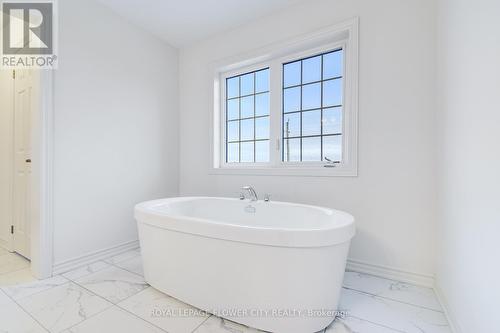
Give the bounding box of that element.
[135,196,355,248]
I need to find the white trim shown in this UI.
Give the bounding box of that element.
[209,17,359,177]
[219,63,272,167]
[346,258,435,288]
[30,70,55,279]
[434,284,462,333]
[52,240,140,275]
[347,258,462,332]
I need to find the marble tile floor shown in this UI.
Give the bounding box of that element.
[0,249,451,333]
[0,248,31,277]
[0,249,34,290]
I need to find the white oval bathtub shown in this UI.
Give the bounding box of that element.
[135,197,355,333]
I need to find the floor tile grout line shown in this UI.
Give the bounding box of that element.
[102,249,141,266]
[70,273,148,305]
[66,257,145,292]
[56,251,171,332]
[18,277,132,332]
[110,261,144,277]
[1,276,71,302]
[61,261,113,281]
[190,314,213,333]
[0,285,51,333]
[108,259,145,279]
[57,303,116,332]
[68,254,150,309]
[70,269,157,319]
[344,269,434,287]
[341,286,445,313]
[108,284,210,333]
[114,297,178,333]
[113,305,172,333]
[56,280,125,331]
[2,260,113,305]
[346,315,407,333]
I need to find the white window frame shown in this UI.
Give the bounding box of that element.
[210,18,358,177]
[220,63,272,167]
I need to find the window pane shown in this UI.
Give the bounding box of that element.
[302,110,321,136]
[240,96,254,118]
[302,137,321,161]
[240,73,254,96]
[255,140,269,162]
[240,118,254,141]
[323,135,342,161]
[255,117,269,140]
[240,142,254,162]
[284,87,301,113]
[255,92,269,116]
[227,143,239,163]
[284,61,301,87]
[302,56,321,84]
[227,121,239,142]
[323,79,342,107]
[227,98,239,120]
[283,138,300,162]
[283,112,300,138]
[323,107,342,134]
[323,50,343,79]
[227,77,239,98]
[302,83,321,110]
[281,49,344,164]
[255,69,269,93]
[225,67,269,164]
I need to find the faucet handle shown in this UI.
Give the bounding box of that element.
[264,194,271,202]
[239,193,245,200]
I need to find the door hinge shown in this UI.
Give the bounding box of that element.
[10,225,14,234]
[12,70,15,79]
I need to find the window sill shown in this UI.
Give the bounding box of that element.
[209,166,357,177]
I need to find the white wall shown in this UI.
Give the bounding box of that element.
[436,0,500,331]
[52,0,179,265]
[179,0,437,277]
[0,70,14,249]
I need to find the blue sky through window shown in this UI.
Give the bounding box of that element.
[283,49,343,162]
[226,68,270,163]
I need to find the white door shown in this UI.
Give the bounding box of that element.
[12,69,34,259]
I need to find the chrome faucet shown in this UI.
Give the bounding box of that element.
[241,186,258,202]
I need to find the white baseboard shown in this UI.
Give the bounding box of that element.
[346,258,435,287]
[52,240,139,275]
[434,284,462,333]
[346,259,463,332]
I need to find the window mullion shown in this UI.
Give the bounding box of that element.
[268,60,282,168]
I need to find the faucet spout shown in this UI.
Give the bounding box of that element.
[241,186,258,202]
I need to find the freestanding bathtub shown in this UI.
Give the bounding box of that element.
[135,197,355,333]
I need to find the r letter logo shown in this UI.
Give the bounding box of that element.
[1,0,58,68]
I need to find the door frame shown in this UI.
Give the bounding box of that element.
[29,70,55,279]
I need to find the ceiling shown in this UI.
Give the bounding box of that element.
[96,0,305,48]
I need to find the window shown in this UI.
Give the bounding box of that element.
[213,19,358,176]
[225,69,270,163]
[282,50,343,163]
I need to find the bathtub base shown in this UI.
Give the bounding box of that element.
[138,223,350,333]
